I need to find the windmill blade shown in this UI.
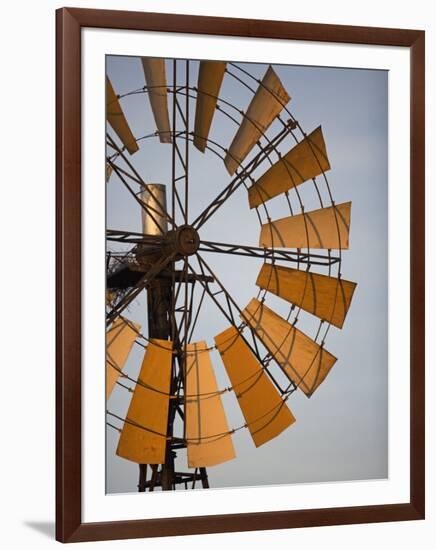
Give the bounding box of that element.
[259,202,351,250]
[194,61,226,152]
[106,163,113,183]
[248,126,330,208]
[241,298,337,397]
[185,341,235,468]
[225,66,291,175]
[256,264,357,329]
[106,77,139,155]
[106,317,141,399]
[141,58,171,143]
[215,326,296,447]
[116,339,173,464]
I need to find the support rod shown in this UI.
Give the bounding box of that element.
[199,240,340,267]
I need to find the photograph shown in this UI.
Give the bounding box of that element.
[105,55,388,494]
[0,1,428,547]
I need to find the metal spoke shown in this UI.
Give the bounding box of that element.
[187,284,207,342]
[107,160,176,225]
[107,159,168,235]
[199,240,340,267]
[188,259,237,330]
[191,155,258,230]
[106,134,175,228]
[191,121,293,231]
[188,256,286,394]
[107,229,164,246]
[196,253,247,322]
[170,59,190,227]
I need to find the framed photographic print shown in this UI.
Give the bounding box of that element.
[56,7,425,543]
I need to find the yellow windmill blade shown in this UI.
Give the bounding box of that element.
[194,61,227,152]
[225,66,291,175]
[106,163,113,183]
[184,341,236,468]
[215,325,295,448]
[241,298,337,397]
[106,317,141,399]
[141,57,172,143]
[106,76,139,154]
[256,263,357,329]
[248,125,330,208]
[116,339,173,465]
[259,202,352,250]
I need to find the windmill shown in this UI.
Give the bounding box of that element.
[105,57,357,492]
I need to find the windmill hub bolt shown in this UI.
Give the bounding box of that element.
[166,225,200,257]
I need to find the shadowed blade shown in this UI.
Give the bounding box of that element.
[248,126,330,208]
[116,339,173,464]
[259,202,351,250]
[185,341,236,467]
[141,58,171,143]
[106,317,140,399]
[194,61,226,152]
[215,326,296,447]
[241,298,337,397]
[106,77,139,154]
[225,66,290,175]
[256,264,357,329]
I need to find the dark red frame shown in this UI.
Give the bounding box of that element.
[56,7,425,543]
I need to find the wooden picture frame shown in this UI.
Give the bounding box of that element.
[56,7,425,543]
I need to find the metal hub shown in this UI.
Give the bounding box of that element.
[167,225,200,257]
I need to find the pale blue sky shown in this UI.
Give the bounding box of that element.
[106,55,388,494]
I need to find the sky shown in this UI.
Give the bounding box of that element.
[105,55,388,494]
